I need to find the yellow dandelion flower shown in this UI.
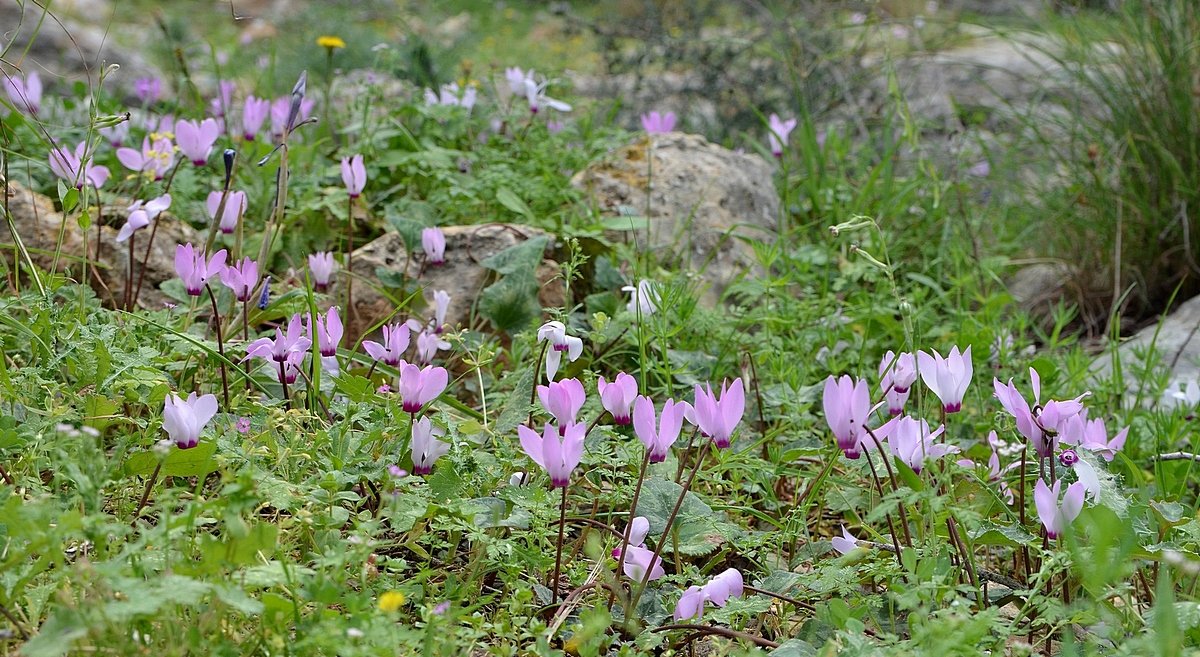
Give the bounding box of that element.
[377,590,405,612]
[317,35,346,50]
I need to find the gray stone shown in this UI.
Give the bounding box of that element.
[339,224,562,340]
[1091,294,1200,405]
[570,131,780,302]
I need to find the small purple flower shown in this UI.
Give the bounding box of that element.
[640,110,677,134]
[207,190,248,234]
[341,154,366,197]
[432,601,450,615]
[517,421,585,488]
[175,118,220,166]
[4,70,42,114]
[689,378,745,449]
[388,465,408,478]
[242,95,271,141]
[597,372,639,424]
[768,113,797,158]
[307,307,344,357]
[633,396,691,463]
[1059,449,1080,468]
[235,416,251,433]
[135,77,162,104]
[308,252,337,291]
[175,243,228,296]
[537,378,586,429]
[410,416,450,476]
[377,383,392,394]
[257,275,272,310]
[421,227,446,265]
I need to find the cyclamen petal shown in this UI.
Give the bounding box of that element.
[597,372,638,424]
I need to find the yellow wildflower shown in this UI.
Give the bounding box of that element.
[377,590,405,612]
[317,35,346,50]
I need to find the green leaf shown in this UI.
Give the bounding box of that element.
[600,215,652,232]
[637,478,741,556]
[479,235,549,276]
[124,441,218,478]
[769,639,818,657]
[968,521,1039,547]
[495,187,535,222]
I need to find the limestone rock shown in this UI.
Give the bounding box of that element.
[340,224,562,339]
[2,179,200,309]
[1091,294,1200,406]
[570,132,780,302]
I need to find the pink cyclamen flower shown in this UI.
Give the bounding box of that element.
[398,363,449,413]
[245,313,311,364]
[410,416,450,476]
[690,378,745,449]
[135,77,162,104]
[308,307,343,357]
[536,321,583,381]
[537,378,586,429]
[175,243,228,295]
[5,70,42,114]
[162,391,218,449]
[767,113,797,158]
[597,372,639,424]
[641,111,676,134]
[831,526,860,555]
[341,154,366,197]
[1060,413,1128,463]
[175,118,220,165]
[673,568,744,621]
[422,227,446,265]
[49,142,110,189]
[308,252,337,291]
[879,350,917,415]
[100,122,130,147]
[415,330,450,365]
[917,346,973,413]
[430,290,451,333]
[823,375,873,459]
[522,74,572,114]
[994,367,1087,456]
[210,80,235,118]
[117,136,175,180]
[505,67,526,94]
[364,322,413,368]
[618,518,663,581]
[241,95,271,141]
[116,194,171,243]
[1034,479,1086,539]
[622,280,660,318]
[207,190,247,234]
[219,257,259,301]
[888,416,956,474]
[517,421,586,488]
[633,396,691,463]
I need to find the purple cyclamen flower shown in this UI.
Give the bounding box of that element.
[415,330,450,365]
[398,363,449,413]
[879,350,917,416]
[640,110,676,134]
[134,77,162,105]
[689,378,745,449]
[100,122,130,147]
[341,154,366,197]
[117,136,175,180]
[411,416,450,475]
[210,80,236,118]
[517,421,585,488]
[917,346,973,413]
[308,307,343,357]
[49,142,110,189]
[162,391,218,449]
[597,372,639,424]
[620,540,664,581]
[270,95,314,138]
[174,243,228,295]
[888,416,956,474]
[308,251,337,291]
[175,118,220,165]
[633,396,691,463]
[831,526,860,555]
[241,95,271,141]
[767,113,797,158]
[1034,479,1086,539]
[430,290,451,333]
[622,280,659,318]
[364,322,413,368]
[674,568,744,621]
[245,314,311,370]
[521,74,572,114]
[505,67,526,95]
[994,367,1087,457]
[537,378,586,429]
[823,375,875,459]
[116,194,171,243]
[4,70,42,114]
[1060,413,1128,462]
[536,321,583,381]
[422,227,446,265]
[207,190,247,234]
[388,465,408,478]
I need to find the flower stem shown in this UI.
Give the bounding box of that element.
[205,284,231,408]
[131,461,163,527]
[551,484,568,601]
[278,360,292,411]
[345,194,355,324]
[863,448,904,567]
[617,449,652,579]
[125,235,135,311]
[131,217,160,308]
[865,427,912,547]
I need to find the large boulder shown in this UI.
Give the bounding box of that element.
[1091,294,1200,407]
[3,179,199,309]
[570,132,780,302]
[339,224,563,340]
